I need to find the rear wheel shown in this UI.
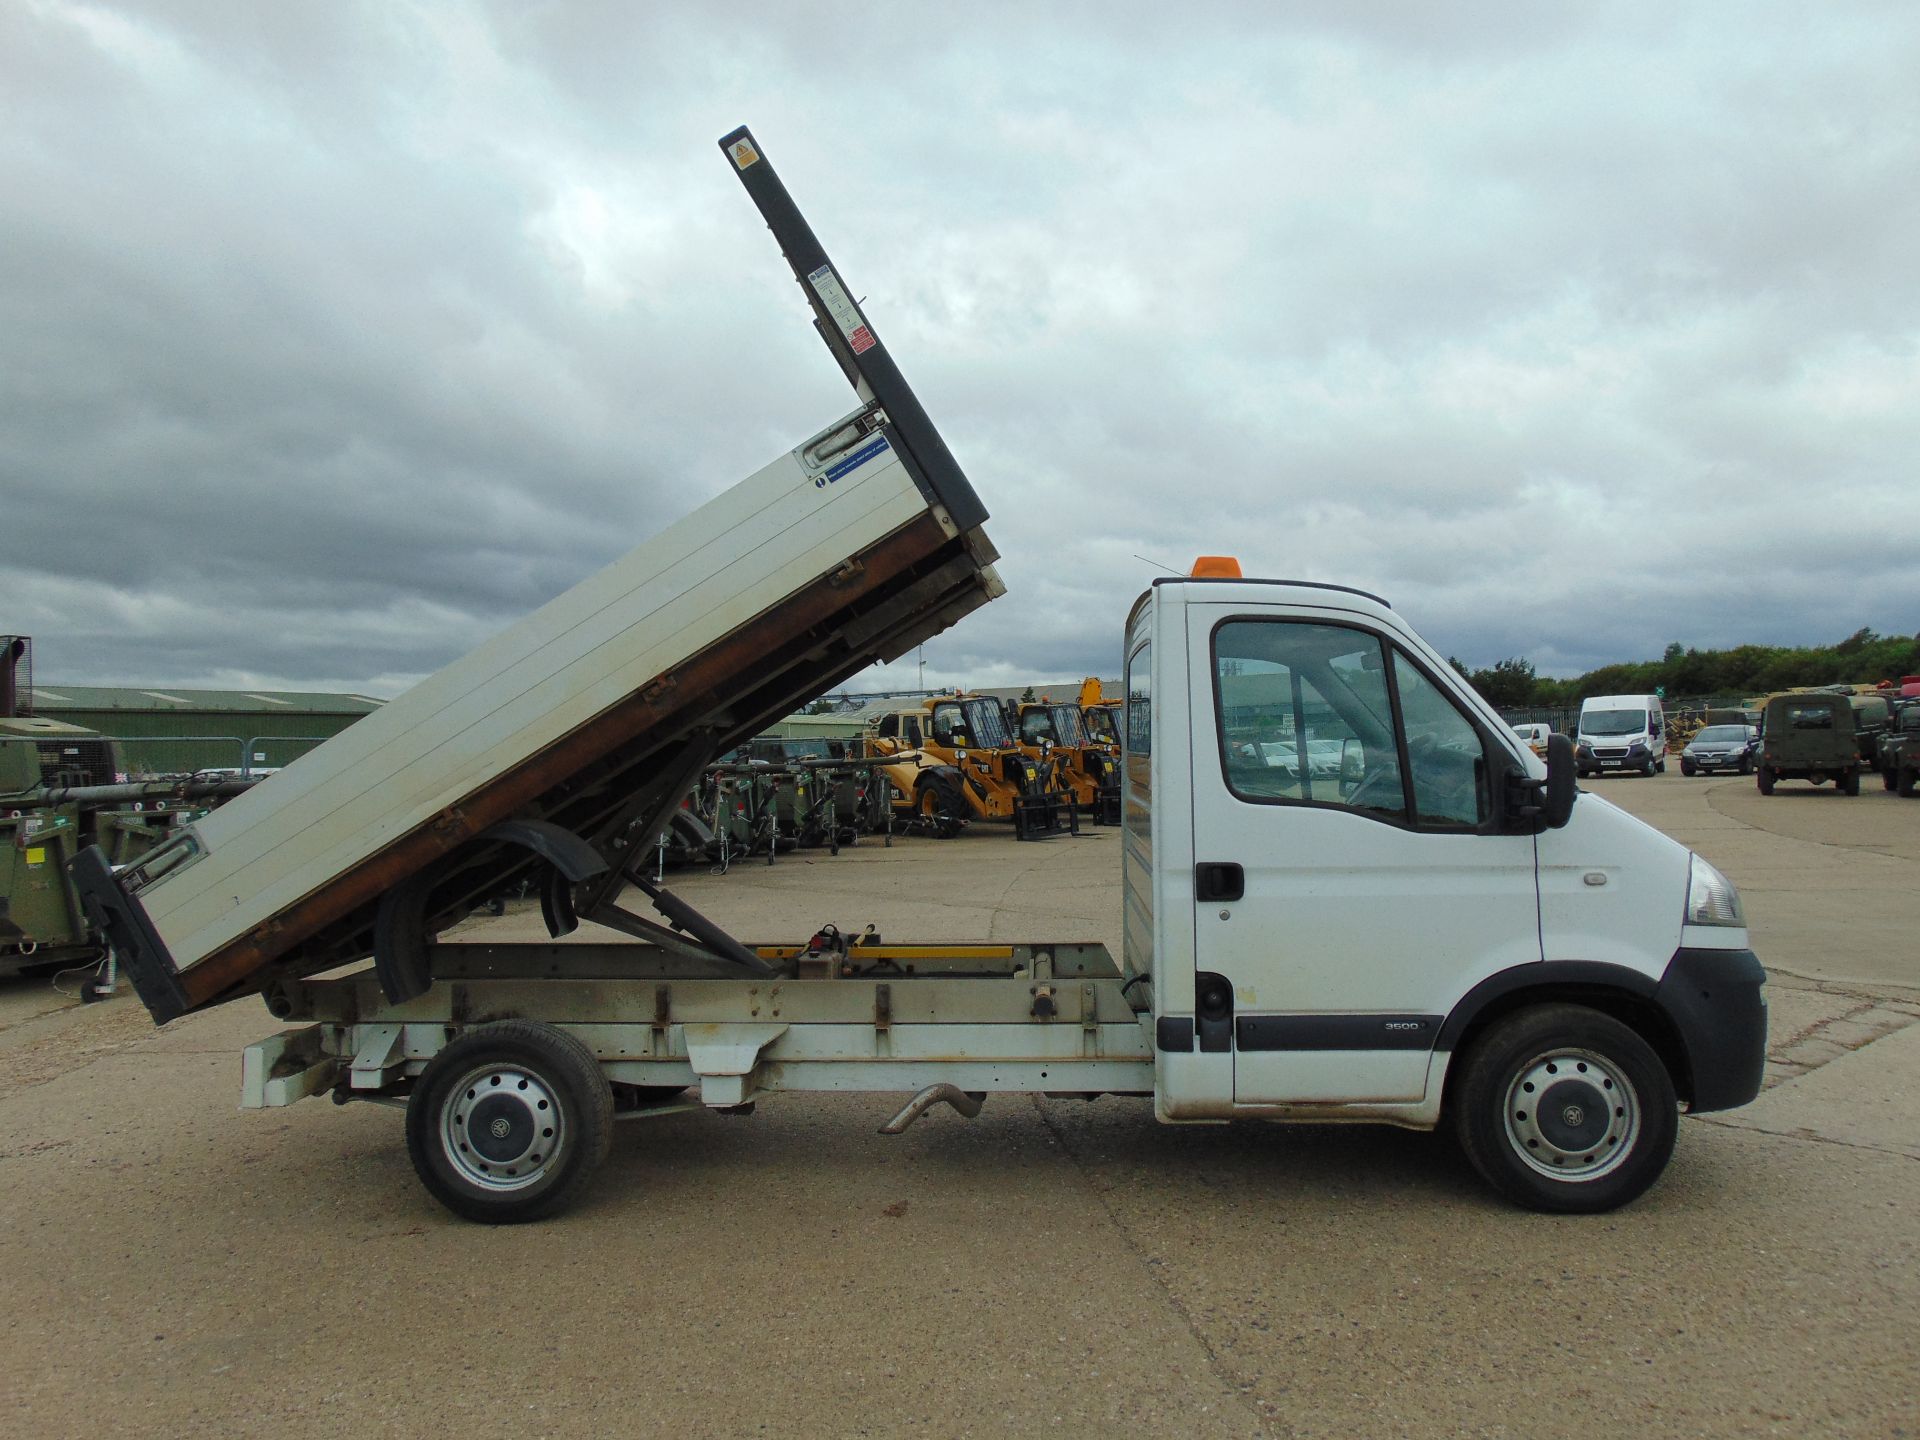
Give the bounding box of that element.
[1453,1004,1677,1213]
[1841,769,1860,796]
[1900,766,1917,798]
[1738,757,1752,775]
[1757,769,1776,795]
[406,1021,613,1224]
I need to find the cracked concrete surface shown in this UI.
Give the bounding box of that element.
[0,771,1913,1437]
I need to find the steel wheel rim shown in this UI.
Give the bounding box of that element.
[439,1063,565,1193]
[1502,1047,1640,1182]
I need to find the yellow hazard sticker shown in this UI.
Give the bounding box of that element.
[25,848,46,865]
[728,138,760,169]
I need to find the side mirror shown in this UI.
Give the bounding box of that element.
[1543,733,1577,828]
[1503,732,1578,831]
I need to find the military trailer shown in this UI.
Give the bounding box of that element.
[72,129,1766,1225]
[1755,693,1862,795]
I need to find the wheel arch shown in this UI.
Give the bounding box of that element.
[912,763,965,791]
[1438,963,1695,1106]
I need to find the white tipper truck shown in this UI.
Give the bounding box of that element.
[73,128,1766,1223]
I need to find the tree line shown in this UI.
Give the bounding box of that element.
[1449,628,1920,708]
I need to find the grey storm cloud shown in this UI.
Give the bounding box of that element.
[3,1,1917,700]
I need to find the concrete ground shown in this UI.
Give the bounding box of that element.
[1,775,1915,1437]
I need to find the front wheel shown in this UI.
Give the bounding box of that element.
[1841,769,1860,796]
[1453,1004,1678,1213]
[405,1020,614,1224]
[1900,767,1916,798]
[914,775,967,838]
[1680,760,1697,777]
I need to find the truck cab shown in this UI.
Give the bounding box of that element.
[1756,693,1861,795]
[1576,693,1668,777]
[1123,566,1764,1208]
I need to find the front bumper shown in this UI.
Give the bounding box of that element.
[1656,947,1767,1112]
[1580,746,1653,771]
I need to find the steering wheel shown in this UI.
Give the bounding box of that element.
[1345,758,1404,812]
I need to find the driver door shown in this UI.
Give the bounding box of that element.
[1187,607,1540,1103]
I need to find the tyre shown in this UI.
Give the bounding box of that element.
[1452,1003,1678,1213]
[1680,760,1696,777]
[915,775,967,838]
[1900,766,1916,799]
[405,1020,614,1224]
[1642,761,1656,777]
[1655,759,1667,774]
[1757,769,1775,795]
[1841,769,1860,797]
[1738,757,1751,776]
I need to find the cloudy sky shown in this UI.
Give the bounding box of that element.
[5,1,1917,700]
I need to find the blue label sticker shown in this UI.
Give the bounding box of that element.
[816,435,892,489]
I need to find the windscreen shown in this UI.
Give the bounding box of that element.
[1052,706,1087,745]
[1085,707,1118,743]
[965,699,1012,748]
[1693,725,1747,742]
[1582,708,1647,736]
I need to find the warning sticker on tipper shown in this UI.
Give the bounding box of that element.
[728,137,760,169]
[25,848,46,866]
[807,265,878,355]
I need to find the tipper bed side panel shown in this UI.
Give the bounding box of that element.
[77,126,1002,1022]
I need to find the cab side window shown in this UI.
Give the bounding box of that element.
[931,705,965,746]
[1126,643,1152,793]
[1212,622,1495,830]
[877,714,899,741]
[1391,651,1489,828]
[1212,621,1406,822]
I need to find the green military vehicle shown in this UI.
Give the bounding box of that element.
[2,638,257,983]
[2,715,257,981]
[1754,693,1862,796]
[1877,701,1920,796]
[1847,691,1894,767]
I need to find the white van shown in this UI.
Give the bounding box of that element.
[1577,694,1667,777]
[1511,721,1553,758]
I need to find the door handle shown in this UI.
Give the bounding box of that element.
[1195,862,1244,903]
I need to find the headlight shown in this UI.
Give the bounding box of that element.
[1686,853,1745,927]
